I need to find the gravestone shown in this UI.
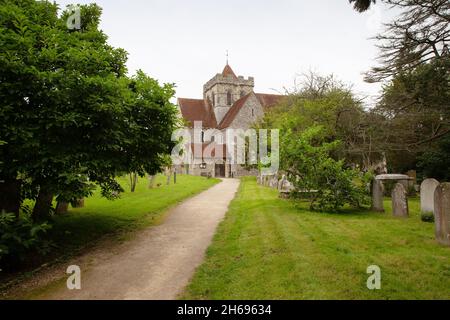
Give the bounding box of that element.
[371,180,384,212]
[391,183,409,217]
[278,175,287,191]
[420,178,439,213]
[434,183,450,246]
[270,175,279,189]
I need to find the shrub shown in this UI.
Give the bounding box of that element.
[283,126,372,212]
[0,211,52,271]
[420,211,435,223]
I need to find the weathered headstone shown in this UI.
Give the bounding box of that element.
[278,175,287,190]
[372,180,384,212]
[391,183,409,218]
[270,175,278,189]
[434,183,450,246]
[420,178,439,214]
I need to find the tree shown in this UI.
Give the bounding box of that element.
[260,72,372,167]
[256,75,372,211]
[349,0,377,12]
[280,126,370,211]
[0,1,179,221]
[417,134,450,181]
[367,0,449,82]
[367,55,450,174]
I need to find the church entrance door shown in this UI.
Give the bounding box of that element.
[215,164,225,177]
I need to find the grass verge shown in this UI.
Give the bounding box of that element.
[1,174,219,291]
[182,177,450,300]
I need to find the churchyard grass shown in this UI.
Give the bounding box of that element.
[182,177,450,300]
[49,174,220,251]
[1,175,219,283]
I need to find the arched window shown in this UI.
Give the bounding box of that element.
[211,93,215,106]
[201,130,205,143]
[227,90,232,105]
[252,108,254,117]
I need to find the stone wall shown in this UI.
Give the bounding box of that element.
[227,93,264,130]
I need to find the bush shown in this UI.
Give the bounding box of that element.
[421,211,435,223]
[0,212,52,271]
[283,126,372,212]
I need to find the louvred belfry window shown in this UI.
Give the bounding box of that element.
[227,91,232,105]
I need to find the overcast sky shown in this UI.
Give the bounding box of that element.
[55,0,397,106]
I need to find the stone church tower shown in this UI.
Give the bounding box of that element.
[203,64,255,123]
[177,63,284,177]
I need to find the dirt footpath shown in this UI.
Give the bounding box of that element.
[34,178,240,300]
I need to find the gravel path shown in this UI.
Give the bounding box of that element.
[35,178,240,300]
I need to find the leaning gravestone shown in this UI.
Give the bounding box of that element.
[392,183,409,218]
[278,175,287,191]
[434,183,450,246]
[420,178,440,214]
[372,180,384,212]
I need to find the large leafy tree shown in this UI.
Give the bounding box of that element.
[0,1,178,220]
[362,0,450,176]
[368,55,450,175]
[260,73,371,167]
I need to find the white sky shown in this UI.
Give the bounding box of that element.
[55,0,397,106]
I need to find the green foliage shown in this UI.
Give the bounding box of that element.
[282,126,371,211]
[417,134,450,181]
[258,73,370,168]
[373,57,450,174]
[420,211,434,223]
[0,1,179,220]
[0,212,52,271]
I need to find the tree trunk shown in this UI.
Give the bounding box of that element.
[32,188,53,222]
[166,172,171,185]
[0,178,21,218]
[166,167,172,186]
[173,172,177,184]
[148,175,156,189]
[55,201,69,215]
[71,198,85,208]
[130,173,138,192]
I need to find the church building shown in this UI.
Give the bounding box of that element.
[177,63,283,177]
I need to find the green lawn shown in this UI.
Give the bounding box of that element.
[1,174,219,283]
[49,174,219,252]
[183,177,450,300]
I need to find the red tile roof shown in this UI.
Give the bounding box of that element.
[255,93,284,109]
[178,98,217,128]
[222,64,237,79]
[179,93,284,130]
[218,93,252,129]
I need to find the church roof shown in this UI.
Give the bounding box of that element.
[178,98,217,128]
[218,93,252,129]
[255,93,285,109]
[222,64,237,79]
[178,92,285,130]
